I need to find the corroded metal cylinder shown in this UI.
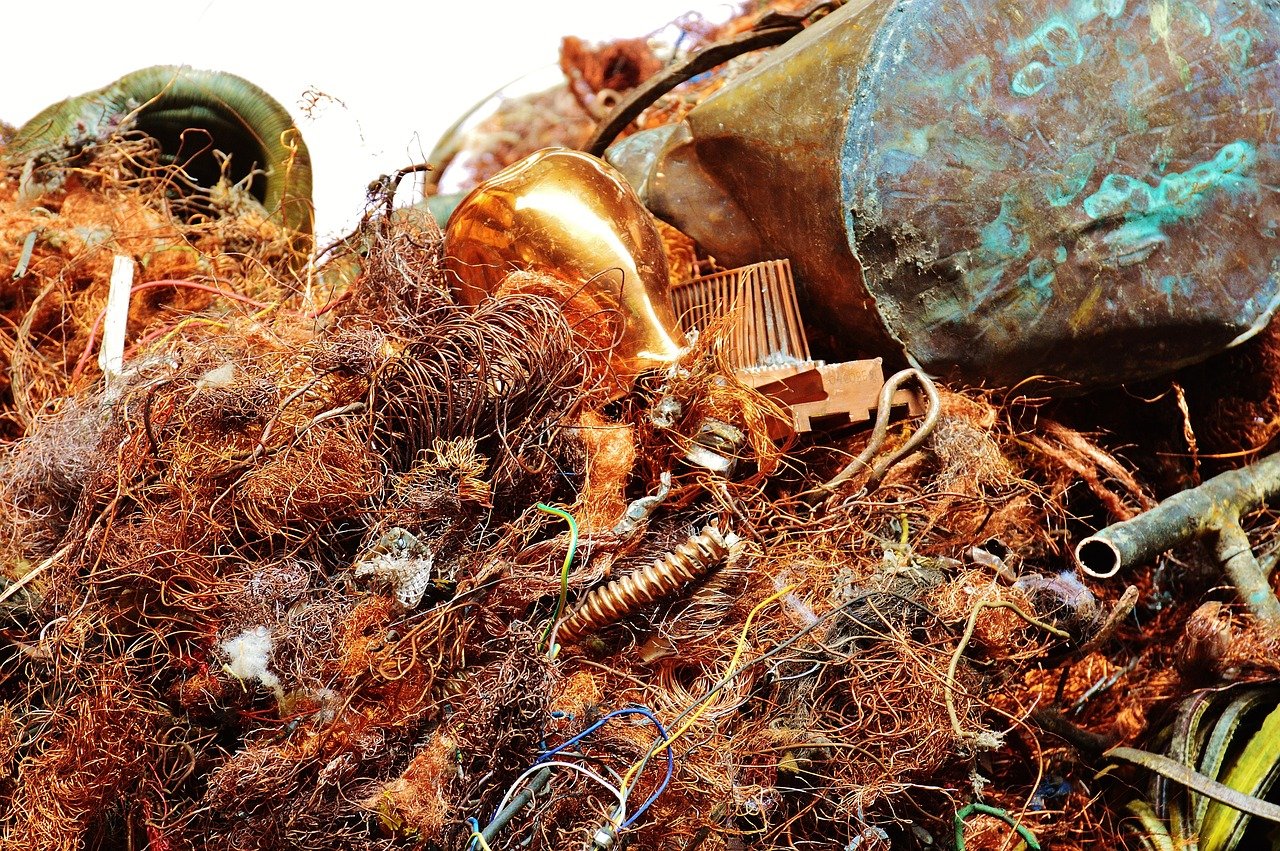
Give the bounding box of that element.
[7,66,314,239]
[609,0,1280,390]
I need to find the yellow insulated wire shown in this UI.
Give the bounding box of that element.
[615,584,797,818]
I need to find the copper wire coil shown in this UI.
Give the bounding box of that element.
[556,526,738,645]
[651,658,755,723]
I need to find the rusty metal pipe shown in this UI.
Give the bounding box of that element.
[1075,452,1280,624]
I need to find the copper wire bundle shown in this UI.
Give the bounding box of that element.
[7,20,1280,850]
[0,243,1156,850]
[0,135,303,442]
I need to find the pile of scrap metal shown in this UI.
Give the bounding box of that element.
[4,1,1280,850]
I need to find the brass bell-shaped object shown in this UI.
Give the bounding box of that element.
[444,148,686,379]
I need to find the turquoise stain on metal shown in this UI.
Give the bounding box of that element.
[1003,3,1136,97]
[1013,61,1054,96]
[951,135,1018,172]
[879,148,920,180]
[1159,275,1193,309]
[1081,141,1258,268]
[1083,174,1156,220]
[1071,0,1128,24]
[1024,257,1058,300]
[1041,19,1086,65]
[1006,16,1085,65]
[1005,14,1088,96]
[1172,0,1214,38]
[607,0,1280,391]
[980,193,1031,261]
[961,267,1009,313]
[1220,27,1259,75]
[831,0,1280,387]
[955,56,994,115]
[1153,139,1173,173]
[1045,151,1096,207]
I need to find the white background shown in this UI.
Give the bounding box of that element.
[1,0,727,241]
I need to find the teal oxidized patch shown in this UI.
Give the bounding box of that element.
[1080,142,1257,268]
[840,0,1280,386]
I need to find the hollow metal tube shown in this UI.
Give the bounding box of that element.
[1075,451,1280,623]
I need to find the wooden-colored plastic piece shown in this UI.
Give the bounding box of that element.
[671,259,920,433]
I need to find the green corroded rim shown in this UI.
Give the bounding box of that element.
[6,65,313,239]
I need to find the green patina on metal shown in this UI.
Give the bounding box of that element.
[5,66,313,240]
[1079,141,1257,268]
[1077,450,1280,624]
[842,0,1280,387]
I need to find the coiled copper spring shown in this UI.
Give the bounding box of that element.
[556,526,739,645]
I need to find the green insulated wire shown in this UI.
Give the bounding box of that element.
[535,503,578,658]
[954,802,1040,850]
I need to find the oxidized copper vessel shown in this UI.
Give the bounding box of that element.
[7,66,313,239]
[609,0,1280,390]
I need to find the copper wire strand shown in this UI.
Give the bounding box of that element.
[819,367,942,502]
[0,135,1142,849]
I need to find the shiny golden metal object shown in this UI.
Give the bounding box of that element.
[444,148,685,378]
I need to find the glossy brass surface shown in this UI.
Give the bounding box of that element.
[444,148,685,378]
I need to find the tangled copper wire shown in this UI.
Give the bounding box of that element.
[8,34,1280,851]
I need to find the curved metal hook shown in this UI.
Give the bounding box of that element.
[819,367,941,501]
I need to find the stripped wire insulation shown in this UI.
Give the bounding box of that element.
[491,759,624,823]
[470,761,623,851]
